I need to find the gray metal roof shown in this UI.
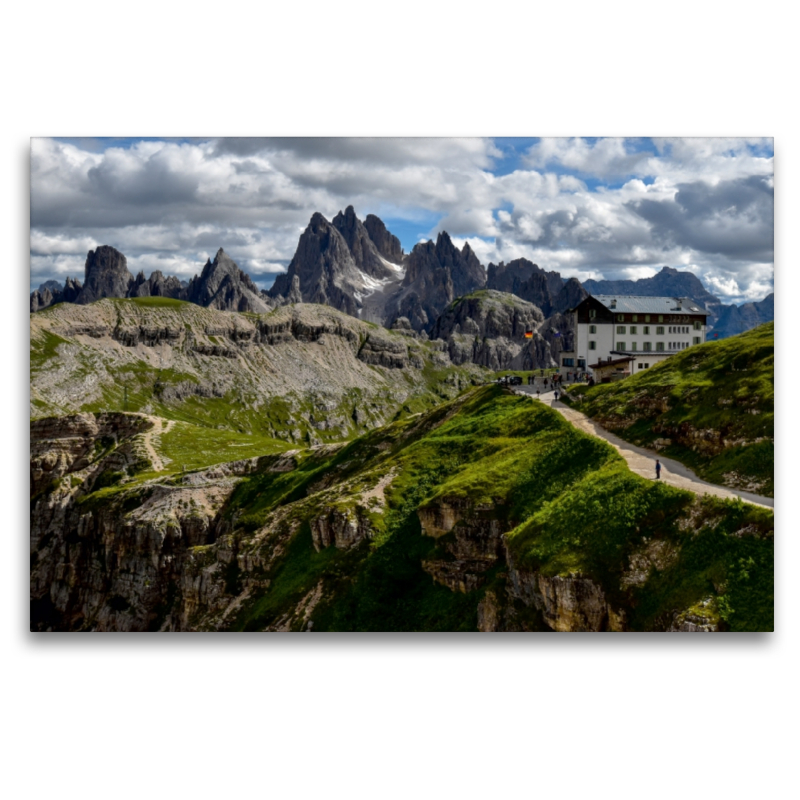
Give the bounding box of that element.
[591,295,705,313]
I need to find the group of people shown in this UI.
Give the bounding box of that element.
[525,370,590,386]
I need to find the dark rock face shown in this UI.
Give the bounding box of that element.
[364,214,404,264]
[31,276,83,312]
[269,213,360,316]
[148,270,183,298]
[429,289,561,370]
[486,258,568,316]
[129,270,181,298]
[710,293,774,340]
[76,245,135,304]
[183,248,272,313]
[552,277,588,314]
[387,232,486,333]
[582,266,723,325]
[30,288,53,313]
[332,205,397,279]
[270,208,408,321]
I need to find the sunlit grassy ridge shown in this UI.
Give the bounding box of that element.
[207,385,772,632]
[570,322,774,495]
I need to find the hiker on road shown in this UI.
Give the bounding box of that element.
[655,459,661,480]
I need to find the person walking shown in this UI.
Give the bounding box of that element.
[655,459,661,480]
[554,389,560,401]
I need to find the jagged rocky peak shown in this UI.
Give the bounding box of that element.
[553,276,588,314]
[76,245,134,304]
[185,248,272,313]
[486,257,566,316]
[385,232,487,334]
[331,205,398,279]
[364,214,404,264]
[269,208,410,321]
[269,212,359,315]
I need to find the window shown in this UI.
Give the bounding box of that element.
[630,342,637,351]
[643,342,651,351]
[589,309,596,319]
[668,326,673,334]
[693,337,701,345]
[645,315,650,322]
[694,321,702,330]
[617,314,624,322]
[589,324,597,334]
[630,326,637,335]
[644,363,649,368]
[589,341,596,350]
[656,342,664,352]
[562,357,574,366]
[618,342,626,351]
[643,326,650,335]
[656,326,664,335]
[632,314,638,322]
[658,315,664,322]
[616,325,625,334]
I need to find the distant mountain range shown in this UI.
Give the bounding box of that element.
[30,207,773,343]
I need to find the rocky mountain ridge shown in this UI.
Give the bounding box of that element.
[486,258,588,316]
[32,215,771,342]
[30,245,272,314]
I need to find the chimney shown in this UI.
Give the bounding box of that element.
[610,299,617,309]
[676,298,682,310]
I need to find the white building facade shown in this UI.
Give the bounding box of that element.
[561,295,708,380]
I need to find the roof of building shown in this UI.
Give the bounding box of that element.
[589,355,635,369]
[590,295,705,314]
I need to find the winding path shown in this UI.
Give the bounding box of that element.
[514,385,774,511]
[141,416,174,473]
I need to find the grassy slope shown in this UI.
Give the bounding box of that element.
[570,322,774,496]
[215,386,772,632]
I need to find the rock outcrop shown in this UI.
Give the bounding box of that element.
[486,258,566,316]
[386,232,486,333]
[364,214,405,263]
[30,274,82,312]
[553,276,588,313]
[269,208,406,323]
[75,245,135,304]
[183,248,273,313]
[331,205,399,280]
[430,289,554,369]
[129,269,183,299]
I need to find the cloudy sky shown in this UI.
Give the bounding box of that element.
[30,136,774,304]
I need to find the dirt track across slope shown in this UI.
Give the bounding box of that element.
[514,385,774,511]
